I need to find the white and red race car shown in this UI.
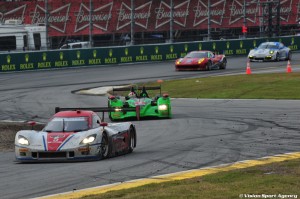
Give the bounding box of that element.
[15,107,137,162]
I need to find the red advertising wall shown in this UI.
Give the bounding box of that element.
[0,0,298,37]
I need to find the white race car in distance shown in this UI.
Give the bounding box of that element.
[248,42,291,62]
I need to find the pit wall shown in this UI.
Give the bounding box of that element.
[0,36,298,72]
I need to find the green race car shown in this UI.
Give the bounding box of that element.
[108,86,172,121]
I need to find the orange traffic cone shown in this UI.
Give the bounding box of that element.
[286,60,292,73]
[246,60,251,75]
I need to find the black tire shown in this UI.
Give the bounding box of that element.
[108,106,114,121]
[128,126,136,153]
[220,58,227,69]
[100,133,111,159]
[108,113,114,121]
[206,61,212,71]
[275,53,280,62]
[286,52,292,61]
[107,102,113,121]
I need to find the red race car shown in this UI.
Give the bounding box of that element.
[175,50,227,71]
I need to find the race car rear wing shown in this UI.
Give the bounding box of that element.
[55,107,136,122]
[112,86,161,96]
[112,86,161,92]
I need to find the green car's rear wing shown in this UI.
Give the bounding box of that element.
[112,86,162,96]
[55,107,136,122]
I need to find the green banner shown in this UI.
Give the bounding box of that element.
[1,36,300,72]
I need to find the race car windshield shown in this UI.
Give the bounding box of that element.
[185,52,207,58]
[44,117,89,132]
[258,44,278,49]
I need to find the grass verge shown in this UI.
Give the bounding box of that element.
[139,73,300,99]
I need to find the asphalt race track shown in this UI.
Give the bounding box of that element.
[0,55,300,199]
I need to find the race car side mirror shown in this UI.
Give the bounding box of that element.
[163,93,169,98]
[109,96,116,100]
[28,121,36,130]
[100,122,108,127]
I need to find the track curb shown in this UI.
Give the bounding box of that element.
[37,152,300,199]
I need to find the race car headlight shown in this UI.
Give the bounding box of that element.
[198,58,205,64]
[18,135,29,145]
[176,58,182,64]
[81,134,96,144]
[114,108,122,112]
[269,50,274,54]
[158,104,168,111]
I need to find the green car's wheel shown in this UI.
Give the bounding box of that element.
[109,114,114,121]
[108,104,114,121]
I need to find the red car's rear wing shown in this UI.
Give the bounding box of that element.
[55,107,136,121]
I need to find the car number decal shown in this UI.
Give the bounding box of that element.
[135,101,146,105]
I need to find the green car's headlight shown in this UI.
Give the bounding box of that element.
[158,104,168,111]
[114,107,122,112]
[18,135,29,145]
[81,134,96,144]
[269,50,274,54]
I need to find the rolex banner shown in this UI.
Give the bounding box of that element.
[1,36,299,72]
[0,0,298,37]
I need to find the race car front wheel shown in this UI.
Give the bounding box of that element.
[100,133,111,159]
[128,126,136,153]
[220,58,227,69]
[206,61,212,71]
[275,53,280,62]
[286,52,292,61]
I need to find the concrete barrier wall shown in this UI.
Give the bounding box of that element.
[0,36,298,72]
